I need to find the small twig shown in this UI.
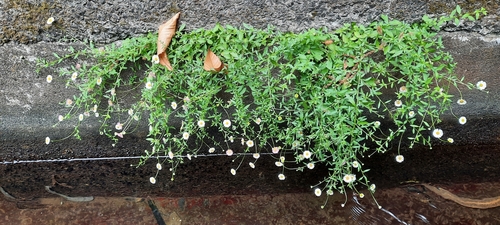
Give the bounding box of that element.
[0,186,16,200]
[45,186,94,202]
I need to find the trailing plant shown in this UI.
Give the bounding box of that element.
[38,5,487,208]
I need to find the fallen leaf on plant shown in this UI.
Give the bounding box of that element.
[376,26,383,35]
[203,49,224,72]
[323,39,334,45]
[157,12,181,70]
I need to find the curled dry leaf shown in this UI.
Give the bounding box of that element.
[323,39,334,45]
[376,26,383,35]
[157,12,181,70]
[203,49,224,72]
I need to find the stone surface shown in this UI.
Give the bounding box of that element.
[0,0,499,44]
[1,31,499,144]
[1,0,500,201]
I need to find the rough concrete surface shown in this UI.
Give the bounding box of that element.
[1,0,500,205]
[0,0,499,44]
[1,32,499,144]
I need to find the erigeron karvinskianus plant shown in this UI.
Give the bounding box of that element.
[39,6,487,208]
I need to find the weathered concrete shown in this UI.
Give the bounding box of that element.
[1,0,500,199]
[1,32,499,145]
[1,0,499,44]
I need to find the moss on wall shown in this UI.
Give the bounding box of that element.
[1,0,63,43]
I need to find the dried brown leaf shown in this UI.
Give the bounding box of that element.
[323,39,334,45]
[203,49,224,72]
[157,12,181,70]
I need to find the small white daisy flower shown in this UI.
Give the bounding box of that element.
[246,140,254,147]
[58,115,64,122]
[168,151,174,159]
[476,81,486,90]
[46,75,53,83]
[327,189,334,195]
[275,161,283,167]
[46,17,55,25]
[409,111,415,118]
[149,177,156,184]
[369,184,376,192]
[145,81,153,89]
[272,146,281,154]
[171,102,177,109]
[359,193,365,198]
[255,118,261,125]
[314,188,322,197]
[115,131,124,138]
[95,112,99,117]
[71,72,78,81]
[197,120,205,128]
[249,162,255,169]
[226,149,233,156]
[395,155,404,163]
[156,163,162,170]
[230,169,236,175]
[83,111,90,117]
[65,99,73,106]
[78,114,84,121]
[394,99,402,107]
[343,174,356,183]
[374,121,381,127]
[307,163,315,169]
[152,55,160,64]
[208,147,215,153]
[278,173,286,180]
[115,122,122,130]
[92,105,98,113]
[252,153,260,159]
[45,137,50,145]
[96,77,102,85]
[457,99,467,105]
[399,86,407,93]
[110,88,116,96]
[182,132,189,140]
[128,109,134,116]
[447,138,454,143]
[303,150,312,159]
[432,129,443,138]
[223,119,231,128]
[352,161,359,168]
[459,116,467,125]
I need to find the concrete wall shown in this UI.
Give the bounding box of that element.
[2,0,499,143]
[1,0,499,44]
[1,0,500,197]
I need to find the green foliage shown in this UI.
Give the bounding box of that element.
[38,6,487,206]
